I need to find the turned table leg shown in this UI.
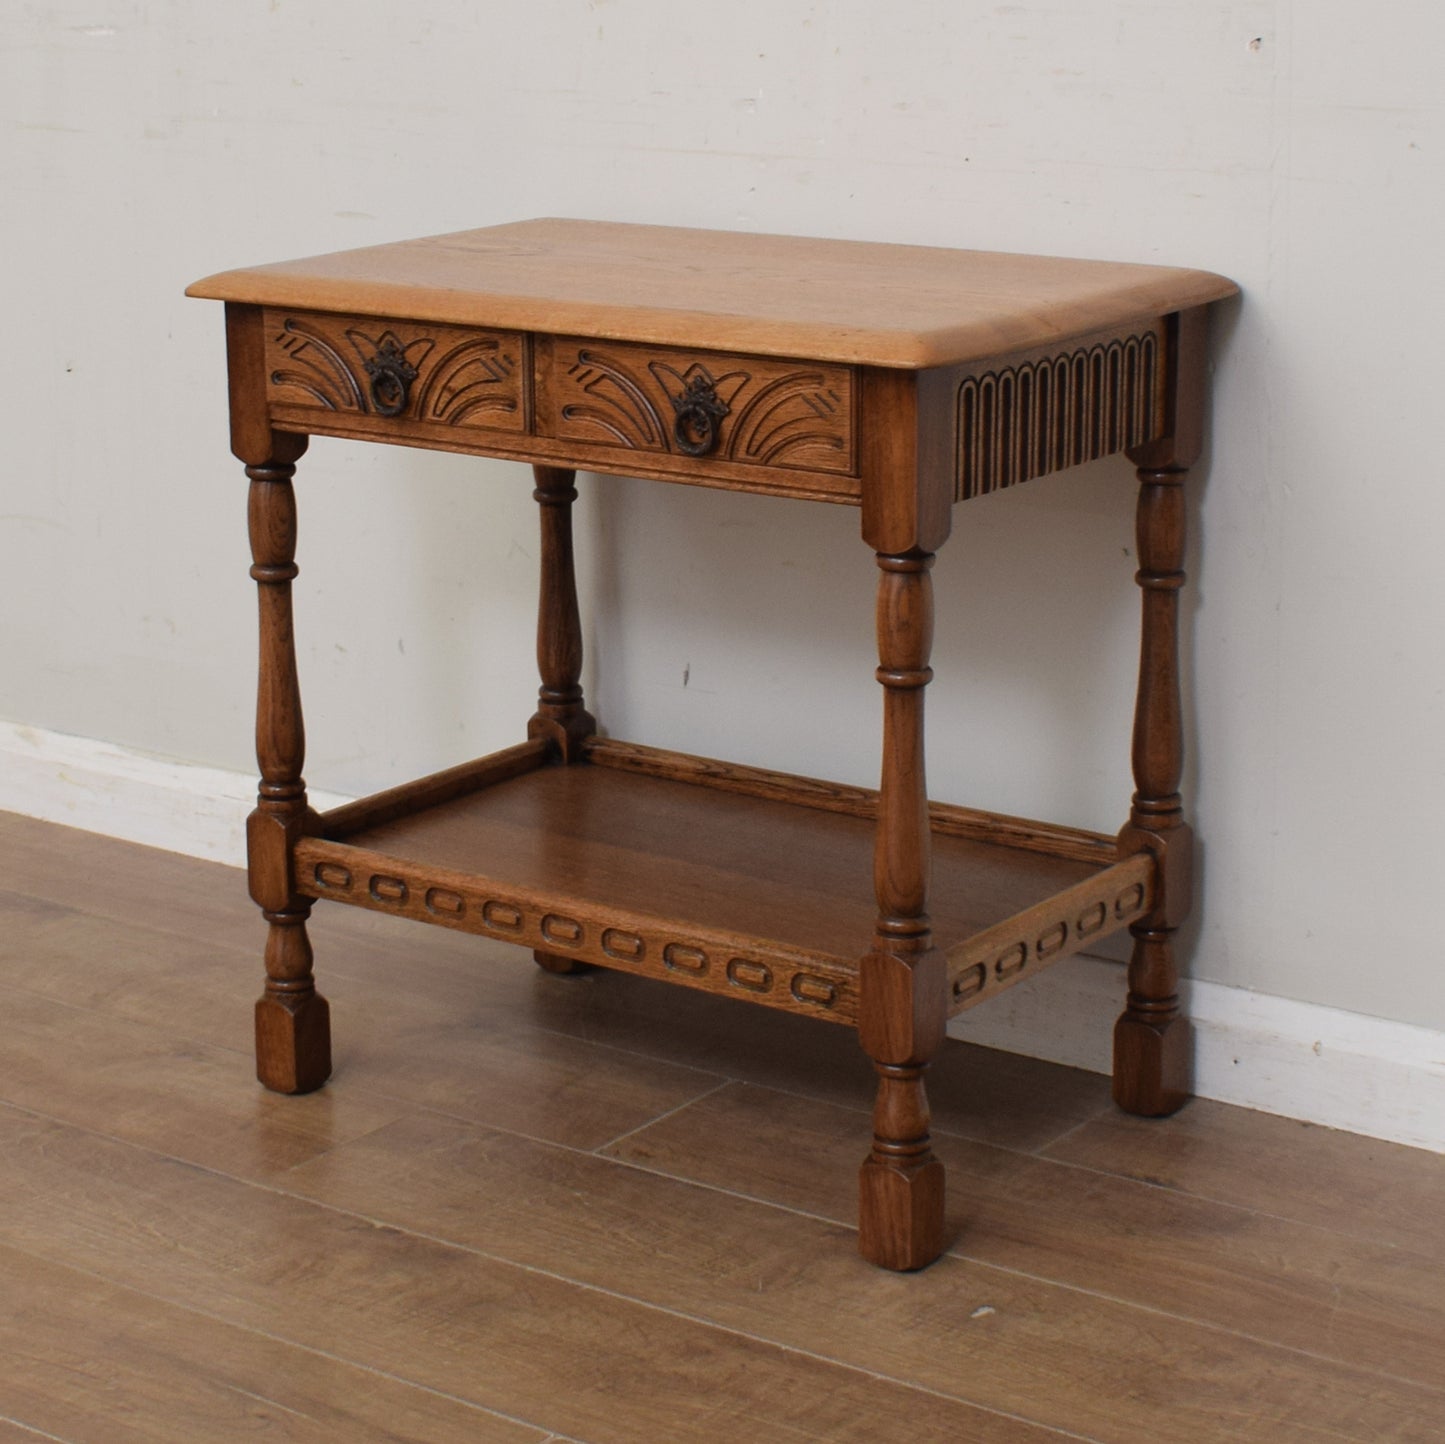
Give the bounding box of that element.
[246,450,331,1093]
[529,464,598,975]
[1114,463,1193,1114]
[858,550,947,1271]
[1114,309,1209,1116]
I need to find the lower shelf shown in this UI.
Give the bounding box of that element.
[294,740,1152,1027]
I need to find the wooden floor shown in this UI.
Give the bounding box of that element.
[1,811,1442,1443]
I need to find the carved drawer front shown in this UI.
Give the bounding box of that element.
[263,310,526,435]
[537,336,856,477]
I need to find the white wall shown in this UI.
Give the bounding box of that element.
[5,2,1443,1032]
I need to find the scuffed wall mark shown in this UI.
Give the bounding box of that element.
[72,26,117,37]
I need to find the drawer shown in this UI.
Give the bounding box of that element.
[263,310,527,437]
[536,336,856,478]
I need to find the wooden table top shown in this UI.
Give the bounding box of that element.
[187,218,1237,369]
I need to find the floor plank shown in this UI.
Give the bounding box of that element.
[0,1243,544,1443]
[278,1108,1445,1442]
[0,813,279,942]
[0,1420,71,1443]
[1041,1099,1445,1260]
[322,968,728,1150]
[0,886,264,1054]
[0,1107,1068,1444]
[505,965,1116,1152]
[0,987,405,1182]
[600,1081,1445,1391]
[0,886,731,1155]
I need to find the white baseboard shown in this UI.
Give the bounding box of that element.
[950,955,1445,1154]
[0,720,351,868]
[4,720,1442,1154]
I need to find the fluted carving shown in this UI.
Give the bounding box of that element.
[955,330,1163,500]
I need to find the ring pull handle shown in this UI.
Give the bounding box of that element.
[363,337,420,416]
[669,372,730,457]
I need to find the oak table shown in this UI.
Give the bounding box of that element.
[188,220,1236,1271]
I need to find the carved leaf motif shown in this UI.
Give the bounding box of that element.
[344,329,435,379]
[726,372,847,465]
[554,345,852,471]
[344,329,435,415]
[267,315,525,431]
[270,320,366,411]
[415,339,520,424]
[647,362,750,456]
[562,350,668,449]
[648,362,751,412]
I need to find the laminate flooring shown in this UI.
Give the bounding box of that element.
[0,811,1441,1442]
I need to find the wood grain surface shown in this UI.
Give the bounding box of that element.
[601,1082,1445,1391]
[262,309,528,433]
[583,736,1118,863]
[3,811,1441,1442]
[1042,1101,1445,1262]
[187,218,1238,369]
[536,334,857,473]
[281,1111,1445,1442]
[304,761,1100,962]
[0,1244,541,1443]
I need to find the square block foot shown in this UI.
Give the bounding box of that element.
[255,991,332,1095]
[858,1155,946,1271]
[534,950,598,976]
[1112,1011,1192,1117]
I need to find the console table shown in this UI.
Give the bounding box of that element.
[188,220,1235,1271]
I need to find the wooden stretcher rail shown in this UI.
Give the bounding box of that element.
[268,406,863,504]
[946,851,1155,1017]
[293,835,860,1026]
[320,738,550,839]
[584,735,1117,864]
